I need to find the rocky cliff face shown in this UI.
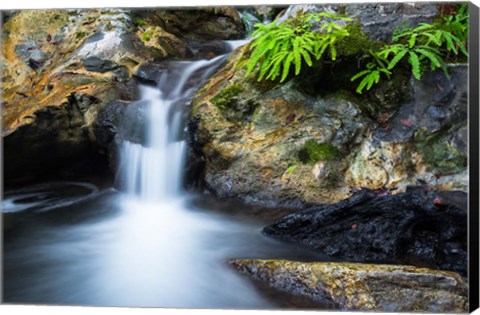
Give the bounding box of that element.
[1,8,245,183]
[189,3,468,207]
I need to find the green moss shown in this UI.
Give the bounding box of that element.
[336,23,381,57]
[75,31,89,41]
[141,29,154,42]
[298,140,341,164]
[100,10,123,15]
[133,18,147,27]
[210,83,243,110]
[415,128,467,173]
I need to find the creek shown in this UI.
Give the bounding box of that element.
[2,42,334,308]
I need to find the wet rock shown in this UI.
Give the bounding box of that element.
[135,7,246,41]
[1,8,193,181]
[345,3,438,42]
[263,189,467,276]
[187,40,231,60]
[277,3,437,42]
[373,66,468,142]
[230,259,468,312]
[3,102,91,181]
[190,47,370,206]
[134,63,166,85]
[83,57,119,73]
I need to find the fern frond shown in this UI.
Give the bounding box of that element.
[408,51,421,80]
[350,69,371,81]
[387,48,408,69]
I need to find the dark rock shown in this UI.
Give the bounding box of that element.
[112,66,129,82]
[3,102,91,182]
[346,3,438,42]
[134,63,166,86]
[187,40,231,60]
[373,65,468,142]
[83,57,120,73]
[93,100,131,151]
[263,189,467,276]
[67,92,100,113]
[115,100,148,145]
[278,3,437,42]
[134,8,246,41]
[230,259,468,312]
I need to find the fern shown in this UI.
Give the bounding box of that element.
[352,6,468,94]
[351,54,392,94]
[246,12,352,83]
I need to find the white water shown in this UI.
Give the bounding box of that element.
[119,55,226,201]
[5,42,330,309]
[106,49,275,307]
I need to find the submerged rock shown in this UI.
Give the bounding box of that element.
[263,189,467,276]
[230,259,468,312]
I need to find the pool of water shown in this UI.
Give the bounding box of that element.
[3,182,333,308]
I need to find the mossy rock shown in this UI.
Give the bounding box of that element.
[210,83,258,124]
[298,140,341,164]
[230,259,468,312]
[415,128,467,174]
[336,22,383,57]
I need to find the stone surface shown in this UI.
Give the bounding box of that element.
[230,259,468,312]
[190,46,371,207]
[133,8,246,41]
[190,45,468,207]
[2,8,241,182]
[277,3,438,42]
[263,188,467,276]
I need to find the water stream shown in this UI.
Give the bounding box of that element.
[3,43,332,308]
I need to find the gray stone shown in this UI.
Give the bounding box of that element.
[83,56,119,73]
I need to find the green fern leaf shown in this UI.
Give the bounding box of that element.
[330,44,337,60]
[351,70,372,81]
[300,48,313,67]
[281,53,294,82]
[387,48,408,69]
[366,72,377,90]
[408,51,421,80]
[414,48,442,68]
[356,76,370,94]
[293,37,302,75]
[408,34,417,48]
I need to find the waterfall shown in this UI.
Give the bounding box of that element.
[118,55,228,201]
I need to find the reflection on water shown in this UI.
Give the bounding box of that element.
[3,185,330,308]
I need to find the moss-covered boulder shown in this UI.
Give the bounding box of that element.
[189,7,468,206]
[230,259,468,312]
[190,45,370,206]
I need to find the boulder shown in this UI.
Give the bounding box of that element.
[2,8,231,182]
[263,189,467,276]
[277,3,438,42]
[133,7,246,41]
[190,47,370,207]
[189,5,468,207]
[230,259,468,312]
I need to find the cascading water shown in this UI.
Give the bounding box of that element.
[3,40,328,308]
[119,55,227,201]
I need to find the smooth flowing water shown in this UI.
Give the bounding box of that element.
[3,45,332,308]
